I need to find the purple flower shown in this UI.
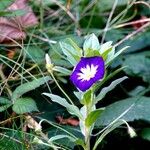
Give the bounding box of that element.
[70,56,105,92]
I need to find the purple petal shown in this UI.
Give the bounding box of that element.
[70,56,105,91]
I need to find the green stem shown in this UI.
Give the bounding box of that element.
[40,0,44,29]
[50,72,74,105]
[84,101,93,150]
[85,126,90,150]
[84,88,95,150]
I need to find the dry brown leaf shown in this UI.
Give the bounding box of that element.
[0,0,38,43]
[56,116,79,126]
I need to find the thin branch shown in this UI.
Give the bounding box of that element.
[101,0,118,44]
[114,18,150,28]
[114,22,150,47]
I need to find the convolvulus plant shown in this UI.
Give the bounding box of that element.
[43,33,135,150]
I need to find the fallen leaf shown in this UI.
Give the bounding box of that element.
[0,0,38,43]
[56,116,79,126]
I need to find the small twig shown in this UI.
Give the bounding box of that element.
[0,64,12,97]
[134,1,150,8]
[51,0,76,22]
[28,33,57,44]
[114,22,150,47]
[114,18,150,28]
[101,0,118,44]
[0,133,22,144]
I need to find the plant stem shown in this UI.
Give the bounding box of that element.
[85,127,90,150]
[50,72,74,105]
[84,103,92,150]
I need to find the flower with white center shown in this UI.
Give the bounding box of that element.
[77,64,98,81]
[70,56,105,91]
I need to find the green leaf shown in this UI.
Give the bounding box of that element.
[96,96,150,126]
[118,30,150,53]
[53,66,71,75]
[0,97,11,104]
[47,125,83,149]
[141,128,150,141]
[123,54,150,83]
[12,76,51,101]
[43,93,83,119]
[59,41,81,66]
[81,89,92,105]
[75,139,85,148]
[0,104,12,112]
[83,33,100,56]
[95,76,128,104]
[128,86,146,97]
[0,97,12,112]
[0,0,14,10]
[0,9,27,17]
[101,47,114,61]
[68,38,83,56]
[106,46,129,65]
[85,108,104,127]
[49,135,76,142]
[43,93,70,107]
[99,41,113,54]
[25,46,45,63]
[13,98,38,114]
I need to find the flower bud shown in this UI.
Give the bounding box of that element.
[127,126,137,138]
[45,54,53,73]
[33,137,44,144]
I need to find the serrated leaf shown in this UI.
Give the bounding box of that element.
[12,76,51,101]
[83,33,100,56]
[96,96,150,126]
[43,93,83,119]
[95,76,128,104]
[0,104,12,112]
[0,97,11,104]
[85,109,104,127]
[13,98,38,114]
[25,46,45,63]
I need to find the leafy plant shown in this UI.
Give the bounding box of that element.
[43,33,132,149]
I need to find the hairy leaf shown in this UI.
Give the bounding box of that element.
[95,76,128,104]
[123,54,150,83]
[96,96,150,126]
[43,93,83,119]
[13,98,38,114]
[83,33,100,56]
[12,76,51,101]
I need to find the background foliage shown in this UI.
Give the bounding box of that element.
[0,0,150,149]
